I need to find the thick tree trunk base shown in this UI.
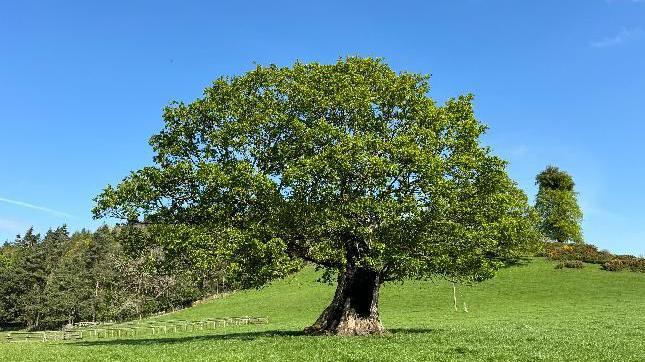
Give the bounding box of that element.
[304,266,385,336]
[304,311,385,336]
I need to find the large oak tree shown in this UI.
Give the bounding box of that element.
[94,57,538,335]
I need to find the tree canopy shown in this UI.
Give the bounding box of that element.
[94,57,539,334]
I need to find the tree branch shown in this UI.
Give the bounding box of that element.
[286,242,342,269]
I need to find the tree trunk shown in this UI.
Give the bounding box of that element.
[304,265,384,336]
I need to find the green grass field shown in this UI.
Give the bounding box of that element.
[2,258,645,361]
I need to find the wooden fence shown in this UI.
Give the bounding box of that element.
[2,316,269,343]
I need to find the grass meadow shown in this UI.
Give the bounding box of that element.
[2,258,645,361]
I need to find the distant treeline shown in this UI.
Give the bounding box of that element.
[0,226,228,331]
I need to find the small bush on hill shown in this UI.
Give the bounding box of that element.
[555,260,585,269]
[540,243,613,264]
[601,259,625,272]
[602,257,645,273]
[541,242,645,273]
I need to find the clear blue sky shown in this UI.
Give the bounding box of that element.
[1,0,643,254]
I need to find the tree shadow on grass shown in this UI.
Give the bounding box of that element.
[388,328,438,335]
[500,256,534,268]
[73,330,305,346]
[73,328,438,347]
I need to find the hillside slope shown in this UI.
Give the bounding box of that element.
[2,258,645,361]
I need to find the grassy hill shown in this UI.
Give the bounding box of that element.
[2,258,645,361]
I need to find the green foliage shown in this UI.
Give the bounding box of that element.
[0,226,228,330]
[535,165,575,191]
[94,57,539,288]
[535,166,583,243]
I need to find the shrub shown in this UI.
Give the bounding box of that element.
[616,256,645,273]
[555,260,584,269]
[566,260,584,269]
[541,242,612,264]
[602,259,625,272]
[541,241,645,273]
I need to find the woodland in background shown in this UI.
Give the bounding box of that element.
[0,225,228,331]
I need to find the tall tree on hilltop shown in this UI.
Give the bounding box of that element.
[94,57,539,335]
[535,166,583,243]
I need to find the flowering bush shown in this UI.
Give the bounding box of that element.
[540,242,613,264]
[540,242,645,273]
